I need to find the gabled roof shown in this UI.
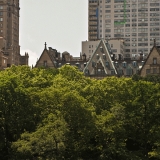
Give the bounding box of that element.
[139,43,160,75]
[83,39,117,75]
[35,48,56,68]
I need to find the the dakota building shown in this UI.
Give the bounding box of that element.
[36,39,160,78]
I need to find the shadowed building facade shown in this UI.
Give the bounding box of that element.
[0,0,28,68]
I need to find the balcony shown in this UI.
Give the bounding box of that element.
[89,17,97,20]
[89,12,96,16]
[89,22,97,26]
[89,31,97,35]
[89,36,98,41]
[89,26,97,30]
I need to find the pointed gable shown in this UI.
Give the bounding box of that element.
[140,45,160,77]
[83,39,117,77]
[35,48,56,68]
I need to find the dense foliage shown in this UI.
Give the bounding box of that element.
[0,65,160,159]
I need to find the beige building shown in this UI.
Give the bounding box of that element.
[0,0,28,68]
[88,0,160,58]
[82,40,100,59]
[82,38,125,60]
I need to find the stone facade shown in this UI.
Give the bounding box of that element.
[35,43,88,70]
[84,39,143,78]
[36,40,160,79]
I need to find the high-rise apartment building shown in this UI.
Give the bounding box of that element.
[88,0,99,41]
[88,0,160,58]
[0,0,28,67]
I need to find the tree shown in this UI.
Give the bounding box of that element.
[124,81,160,159]
[0,74,38,159]
[12,113,68,160]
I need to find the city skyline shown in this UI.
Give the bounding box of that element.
[19,0,88,66]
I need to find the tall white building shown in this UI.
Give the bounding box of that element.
[88,0,160,58]
[82,39,125,60]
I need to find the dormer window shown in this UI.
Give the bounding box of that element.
[115,61,118,67]
[153,58,157,64]
[122,61,127,68]
[132,61,137,67]
[100,46,104,53]
[106,61,109,67]
[103,54,106,59]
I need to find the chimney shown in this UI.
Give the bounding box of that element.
[140,52,143,60]
[118,54,122,60]
[111,54,115,61]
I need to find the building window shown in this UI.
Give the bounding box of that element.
[153,58,157,64]
[98,69,102,75]
[146,69,150,74]
[132,61,137,67]
[122,61,127,68]
[0,18,3,21]
[44,61,47,67]
[111,70,115,75]
[153,68,157,74]
[126,68,132,76]
[118,69,123,75]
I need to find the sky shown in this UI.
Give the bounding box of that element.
[19,0,88,66]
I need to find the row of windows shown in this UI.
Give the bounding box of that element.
[114,3,160,8]
[113,18,159,22]
[100,14,159,19]
[115,9,150,12]
[106,0,157,3]
[146,68,159,74]
[104,23,160,28]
